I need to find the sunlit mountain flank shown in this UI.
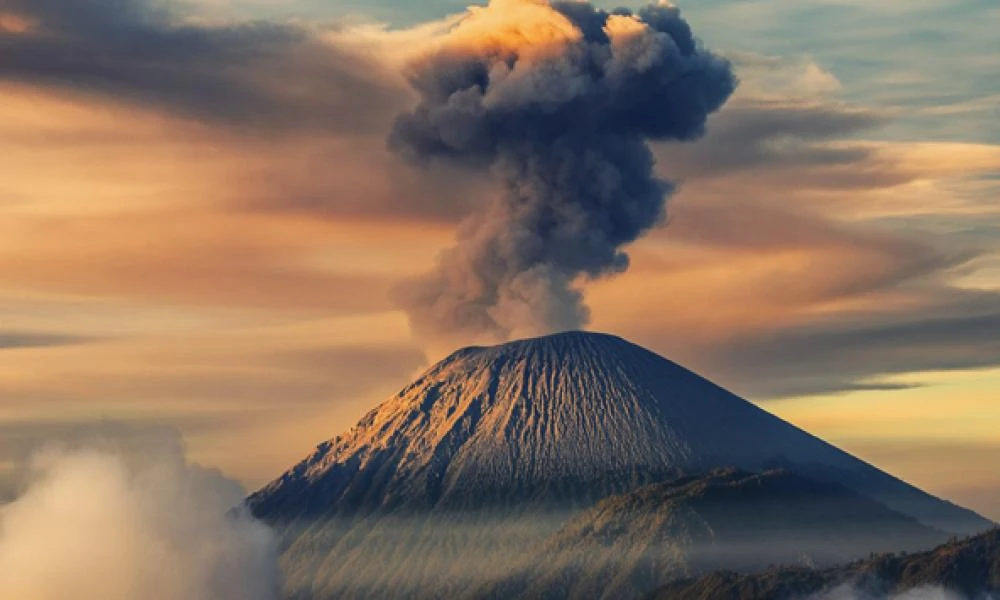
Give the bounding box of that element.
[249,332,991,598]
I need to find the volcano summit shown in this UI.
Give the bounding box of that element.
[249,332,992,599]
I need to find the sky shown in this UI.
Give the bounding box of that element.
[0,0,998,520]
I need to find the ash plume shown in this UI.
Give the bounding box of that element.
[389,0,736,342]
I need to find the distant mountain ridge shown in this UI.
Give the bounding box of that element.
[650,528,1000,599]
[478,468,947,599]
[248,331,993,599]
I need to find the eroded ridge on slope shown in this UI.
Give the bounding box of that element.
[247,332,993,599]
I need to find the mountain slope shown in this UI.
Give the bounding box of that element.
[479,469,948,599]
[248,331,992,598]
[650,528,1000,599]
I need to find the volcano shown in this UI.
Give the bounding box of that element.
[248,332,992,599]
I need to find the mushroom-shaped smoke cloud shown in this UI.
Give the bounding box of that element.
[390,0,736,343]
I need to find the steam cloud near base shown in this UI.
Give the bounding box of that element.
[0,426,280,600]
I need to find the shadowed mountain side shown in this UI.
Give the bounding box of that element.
[247,332,992,598]
[477,469,947,600]
[649,528,1000,599]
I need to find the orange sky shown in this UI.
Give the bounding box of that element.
[0,0,997,519]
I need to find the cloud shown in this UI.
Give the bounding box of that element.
[0,0,408,135]
[586,194,1000,398]
[719,297,1000,398]
[0,320,425,412]
[388,0,736,344]
[0,331,90,350]
[234,136,493,222]
[0,209,402,312]
[813,583,966,600]
[654,53,904,191]
[3,16,996,401]
[655,102,891,186]
[571,51,1000,399]
[0,0,996,519]
[0,318,428,488]
[0,423,280,600]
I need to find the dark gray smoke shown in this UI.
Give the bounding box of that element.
[389,0,736,342]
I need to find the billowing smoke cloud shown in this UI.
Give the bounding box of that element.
[0,424,279,600]
[389,0,736,342]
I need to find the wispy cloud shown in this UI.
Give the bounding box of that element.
[0,331,90,350]
[0,0,407,135]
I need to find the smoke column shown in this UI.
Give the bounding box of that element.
[390,0,736,342]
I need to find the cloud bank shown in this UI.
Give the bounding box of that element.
[389,0,736,343]
[0,0,406,134]
[0,425,280,600]
[813,584,967,600]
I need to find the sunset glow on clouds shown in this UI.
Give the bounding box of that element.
[0,0,997,518]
